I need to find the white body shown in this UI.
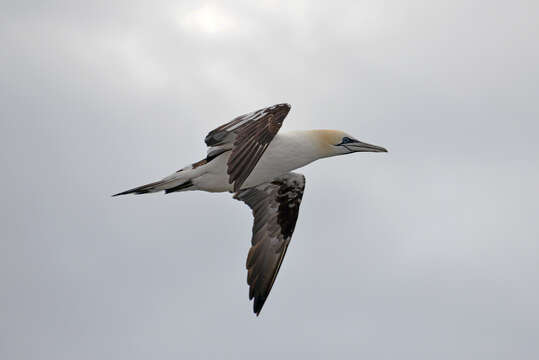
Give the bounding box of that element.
[114,105,387,316]
[169,131,327,193]
[123,128,386,196]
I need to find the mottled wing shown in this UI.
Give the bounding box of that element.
[234,173,305,315]
[205,103,291,192]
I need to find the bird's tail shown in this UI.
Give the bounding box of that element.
[113,156,214,197]
[112,175,194,197]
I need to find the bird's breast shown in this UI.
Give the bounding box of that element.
[242,133,319,188]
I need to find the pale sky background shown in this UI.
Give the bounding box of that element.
[1,1,538,359]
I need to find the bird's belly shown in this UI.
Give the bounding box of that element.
[194,135,318,192]
[242,160,293,189]
[193,153,234,192]
[193,152,284,192]
[242,142,314,189]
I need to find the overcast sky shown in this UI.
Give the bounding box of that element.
[1,1,538,359]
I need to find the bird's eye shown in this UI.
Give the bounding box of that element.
[342,137,353,144]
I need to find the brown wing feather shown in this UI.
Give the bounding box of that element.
[205,103,291,192]
[234,173,305,315]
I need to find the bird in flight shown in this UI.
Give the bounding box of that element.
[114,103,387,315]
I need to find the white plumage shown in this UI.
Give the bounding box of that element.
[114,103,387,315]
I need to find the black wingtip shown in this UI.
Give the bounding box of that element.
[253,296,267,316]
[271,102,290,109]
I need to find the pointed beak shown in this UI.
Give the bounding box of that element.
[346,140,388,153]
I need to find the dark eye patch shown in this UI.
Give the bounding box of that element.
[342,137,353,144]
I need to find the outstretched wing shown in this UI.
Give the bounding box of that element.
[205,103,291,192]
[234,173,305,315]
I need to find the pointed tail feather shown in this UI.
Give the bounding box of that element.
[112,179,193,196]
[112,180,163,196]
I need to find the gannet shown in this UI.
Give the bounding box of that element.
[114,103,387,315]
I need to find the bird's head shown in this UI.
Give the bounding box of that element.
[315,130,388,157]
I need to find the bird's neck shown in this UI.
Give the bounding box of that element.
[275,130,333,163]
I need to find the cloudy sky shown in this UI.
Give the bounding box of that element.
[1,1,538,359]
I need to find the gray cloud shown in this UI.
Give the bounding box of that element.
[1,1,538,359]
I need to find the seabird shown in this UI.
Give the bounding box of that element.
[114,103,387,315]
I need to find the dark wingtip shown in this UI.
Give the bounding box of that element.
[253,296,266,316]
[275,102,291,110]
[274,103,291,116]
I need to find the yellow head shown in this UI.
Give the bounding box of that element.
[312,130,388,157]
